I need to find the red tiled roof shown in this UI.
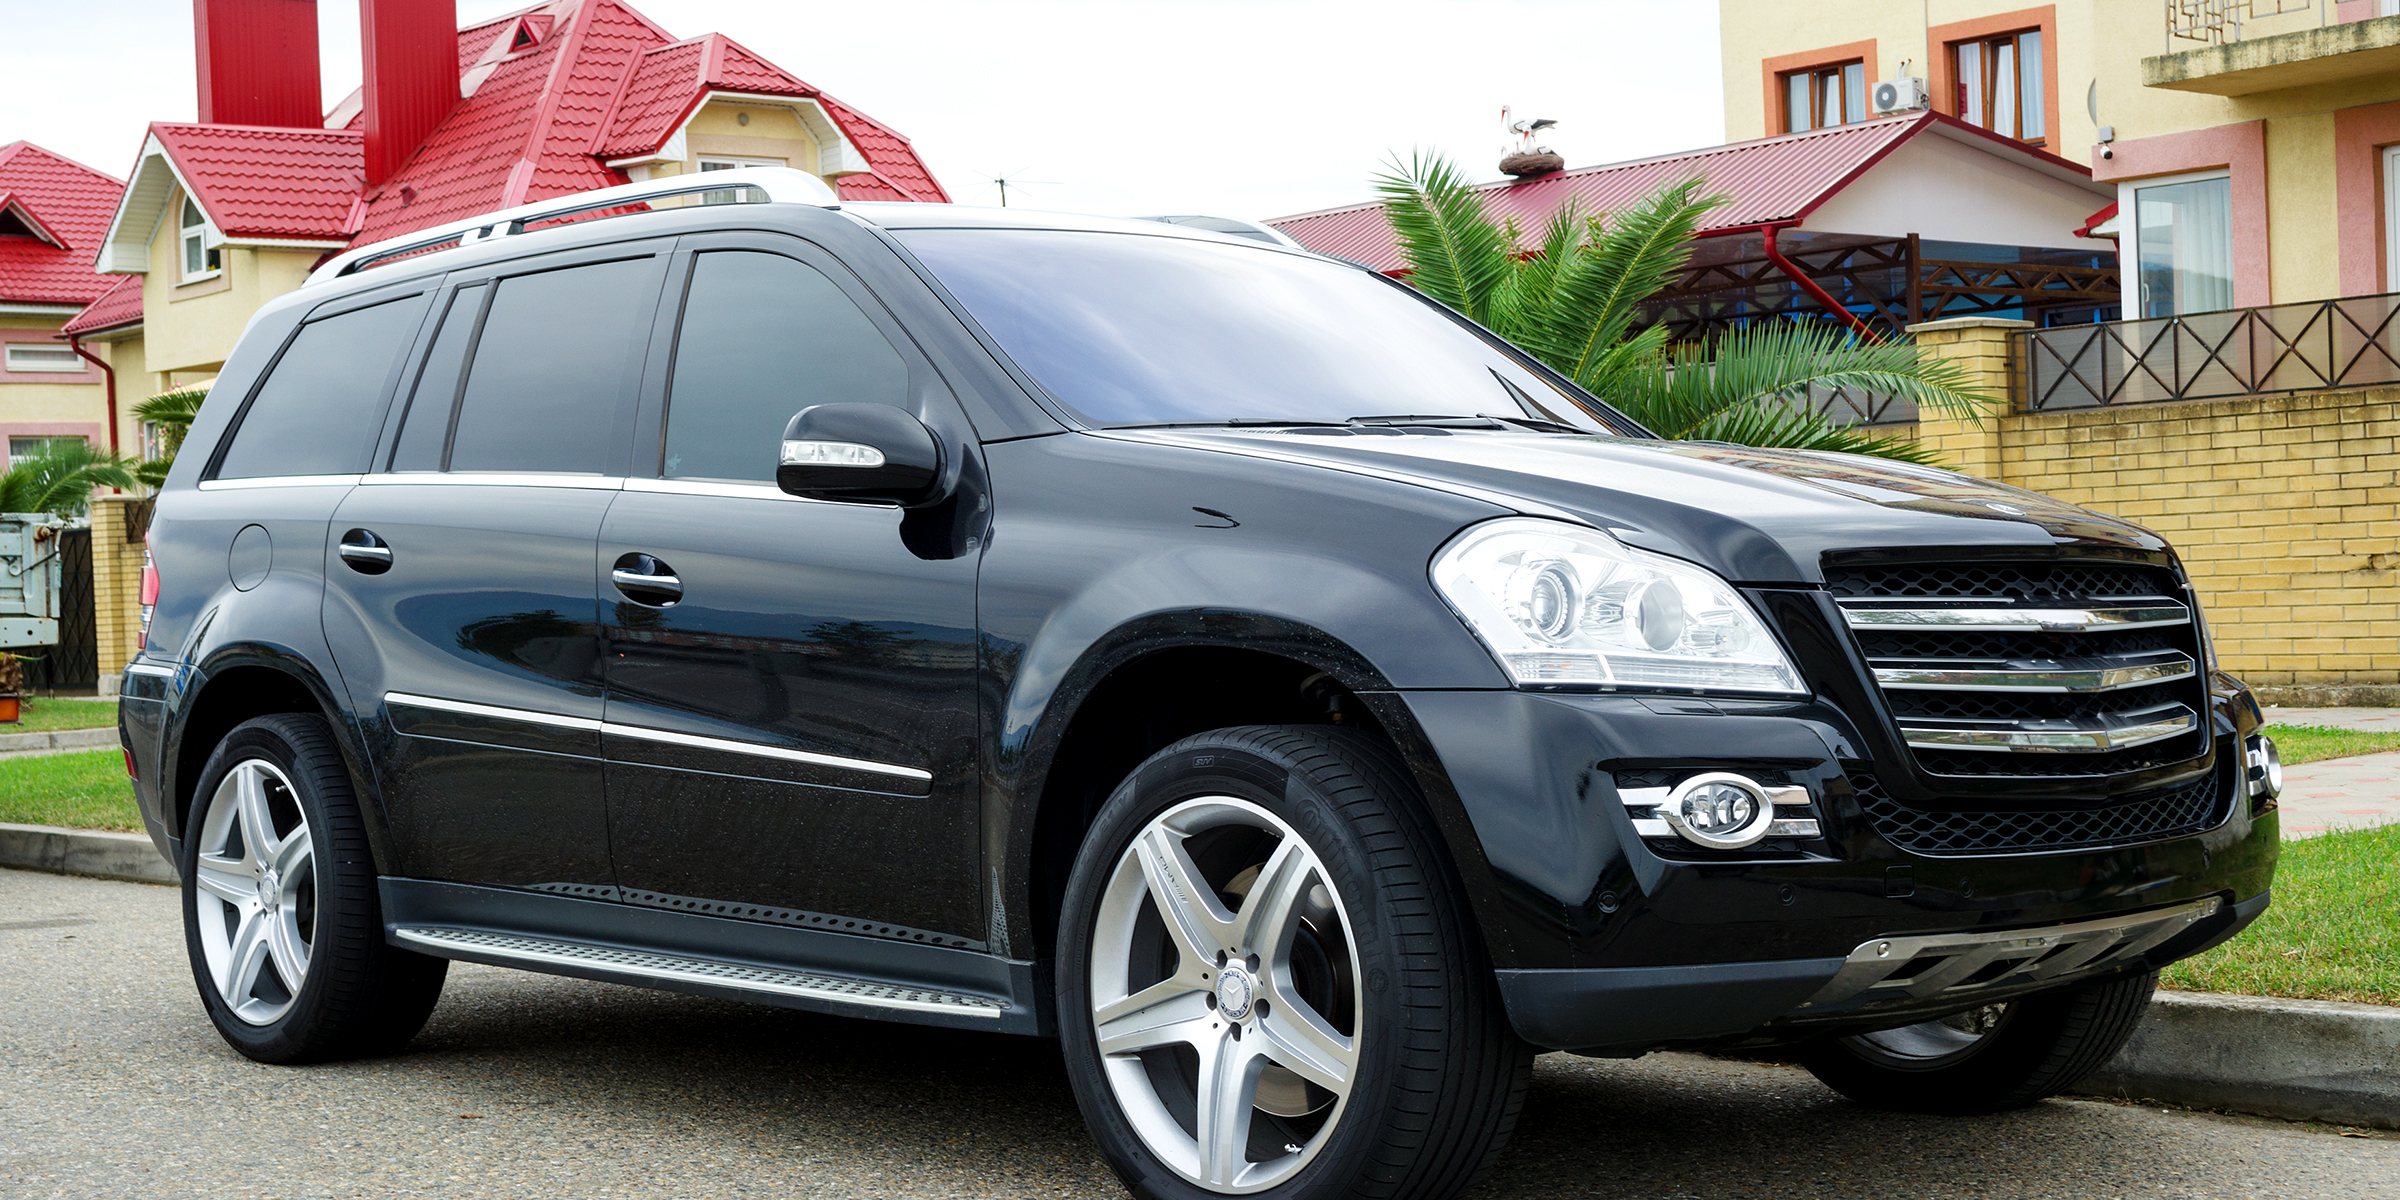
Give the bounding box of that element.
[1267,112,2073,273]
[0,141,126,306]
[60,273,143,336]
[822,95,948,203]
[149,123,364,241]
[596,37,711,157]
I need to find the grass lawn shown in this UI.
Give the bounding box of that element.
[1,696,118,735]
[0,748,142,832]
[2163,821,2400,1005]
[2259,722,2400,766]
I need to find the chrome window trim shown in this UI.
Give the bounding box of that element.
[622,477,831,503]
[381,691,932,782]
[1898,708,2198,753]
[198,474,364,491]
[1838,603,2190,633]
[1871,654,2196,693]
[602,722,933,782]
[385,691,601,732]
[360,472,627,491]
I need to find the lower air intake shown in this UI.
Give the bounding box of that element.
[1850,764,2229,856]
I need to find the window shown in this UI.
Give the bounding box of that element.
[4,344,82,372]
[180,197,221,281]
[447,258,655,475]
[698,157,782,205]
[661,251,907,483]
[7,435,84,463]
[214,294,429,479]
[896,229,1622,432]
[1954,30,2044,141]
[2127,172,2233,318]
[2386,145,2400,293]
[387,284,487,472]
[1784,62,1867,133]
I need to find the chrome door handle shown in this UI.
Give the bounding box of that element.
[338,530,393,574]
[610,553,682,605]
[610,568,682,593]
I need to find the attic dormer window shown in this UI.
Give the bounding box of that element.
[0,209,36,239]
[181,197,220,281]
[509,19,540,50]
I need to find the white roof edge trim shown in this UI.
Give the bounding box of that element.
[1920,121,2114,197]
[94,135,177,274]
[304,166,838,287]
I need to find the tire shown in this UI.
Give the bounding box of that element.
[1056,725,1532,1200]
[1797,969,2158,1115]
[180,713,448,1063]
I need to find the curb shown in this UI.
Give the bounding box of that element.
[0,822,177,886]
[2255,683,2400,708]
[0,727,117,754]
[2074,990,2400,1129]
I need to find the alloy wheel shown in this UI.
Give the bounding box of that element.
[1846,1001,2015,1068]
[191,758,317,1026]
[1088,796,1363,1193]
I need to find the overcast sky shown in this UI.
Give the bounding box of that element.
[3,0,1725,222]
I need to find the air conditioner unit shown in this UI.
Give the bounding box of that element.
[1873,77,1929,114]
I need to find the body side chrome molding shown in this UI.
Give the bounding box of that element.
[358,472,628,491]
[381,691,932,781]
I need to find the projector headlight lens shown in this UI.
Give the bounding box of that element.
[1432,518,1806,695]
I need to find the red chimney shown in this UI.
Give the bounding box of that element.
[193,0,323,128]
[361,0,459,187]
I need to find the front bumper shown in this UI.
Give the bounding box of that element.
[1367,679,2278,1053]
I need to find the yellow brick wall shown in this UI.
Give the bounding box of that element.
[1910,320,2400,687]
[89,496,148,690]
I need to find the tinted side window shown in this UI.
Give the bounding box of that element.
[215,294,427,479]
[662,251,908,483]
[387,283,485,472]
[449,258,655,474]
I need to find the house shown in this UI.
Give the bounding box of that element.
[0,142,129,469]
[1720,0,2400,314]
[67,0,947,416]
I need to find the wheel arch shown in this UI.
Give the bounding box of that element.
[1003,610,1514,970]
[166,645,389,871]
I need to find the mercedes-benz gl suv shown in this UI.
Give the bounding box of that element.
[121,168,2278,1200]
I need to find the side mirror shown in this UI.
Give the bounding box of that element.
[776,403,944,506]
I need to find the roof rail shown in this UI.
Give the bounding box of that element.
[305,167,841,287]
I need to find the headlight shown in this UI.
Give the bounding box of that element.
[1431,518,1806,695]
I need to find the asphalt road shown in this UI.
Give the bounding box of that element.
[5,867,2396,1200]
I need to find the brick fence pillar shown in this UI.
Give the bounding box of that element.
[1904,316,2029,481]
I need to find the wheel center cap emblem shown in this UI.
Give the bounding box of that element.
[1216,966,1255,1021]
[257,866,280,909]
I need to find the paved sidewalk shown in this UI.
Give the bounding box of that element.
[2260,708,2400,839]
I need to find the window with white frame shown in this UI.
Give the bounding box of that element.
[697,156,784,205]
[2385,145,2400,293]
[181,196,220,281]
[7,435,86,464]
[2124,170,2234,318]
[4,344,83,373]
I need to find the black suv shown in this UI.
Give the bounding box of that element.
[124,169,2278,1200]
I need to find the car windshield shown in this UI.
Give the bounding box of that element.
[894,228,1640,434]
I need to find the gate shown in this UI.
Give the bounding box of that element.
[24,527,97,692]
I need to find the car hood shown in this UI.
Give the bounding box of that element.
[1112,428,2171,583]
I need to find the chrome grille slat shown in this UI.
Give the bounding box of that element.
[1898,706,2199,753]
[1872,651,2195,693]
[1840,603,2190,633]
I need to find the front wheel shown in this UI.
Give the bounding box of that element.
[1797,970,2157,1115]
[1057,726,1531,1200]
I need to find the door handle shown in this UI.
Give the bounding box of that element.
[338,530,393,575]
[610,553,682,605]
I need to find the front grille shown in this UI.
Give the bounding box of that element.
[1850,765,2228,855]
[1826,559,2210,776]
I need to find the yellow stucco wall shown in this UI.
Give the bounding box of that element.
[140,187,323,377]
[684,101,819,175]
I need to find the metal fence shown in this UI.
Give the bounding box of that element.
[22,527,96,693]
[2018,291,2400,413]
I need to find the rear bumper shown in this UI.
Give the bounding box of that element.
[1497,889,2271,1053]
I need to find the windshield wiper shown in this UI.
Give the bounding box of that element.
[1344,414,1510,429]
[1476,413,1587,434]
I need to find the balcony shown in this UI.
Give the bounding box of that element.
[2147,7,2400,96]
[2017,292,2400,411]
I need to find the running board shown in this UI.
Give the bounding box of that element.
[395,926,1008,1020]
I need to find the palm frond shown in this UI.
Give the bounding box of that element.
[132,384,210,458]
[1486,202,1586,346]
[1679,399,1948,465]
[1371,152,1515,326]
[0,440,138,516]
[1531,177,1724,388]
[1606,322,2000,444]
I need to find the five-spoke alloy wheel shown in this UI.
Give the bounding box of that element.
[191,757,318,1025]
[1058,726,1531,1200]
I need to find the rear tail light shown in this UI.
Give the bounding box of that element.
[123,746,137,780]
[138,543,158,650]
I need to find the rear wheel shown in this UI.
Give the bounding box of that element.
[1057,726,1530,1200]
[1797,970,2157,1114]
[181,713,448,1063]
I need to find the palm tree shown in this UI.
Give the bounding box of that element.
[0,440,137,517]
[1372,152,1994,463]
[131,384,210,490]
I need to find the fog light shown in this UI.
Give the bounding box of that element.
[2247,735,2283,799]
[1659,772,1777,850]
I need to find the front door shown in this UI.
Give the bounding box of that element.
[599,239,985,946]
[323,246,668,890]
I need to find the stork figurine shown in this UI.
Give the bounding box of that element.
[1499,107,1564,179]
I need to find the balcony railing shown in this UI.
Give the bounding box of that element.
[2167,0,2314,46]
[2018,291,2400,412]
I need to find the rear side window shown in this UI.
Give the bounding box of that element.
[214,294,427,479]
[661,251,908,483]
[447,258,655,474]
[386,283,485,472]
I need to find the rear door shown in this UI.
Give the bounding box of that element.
[322,242,670,890]
[596,234,986,945]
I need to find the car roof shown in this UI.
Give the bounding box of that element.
[840,202,1322,256]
